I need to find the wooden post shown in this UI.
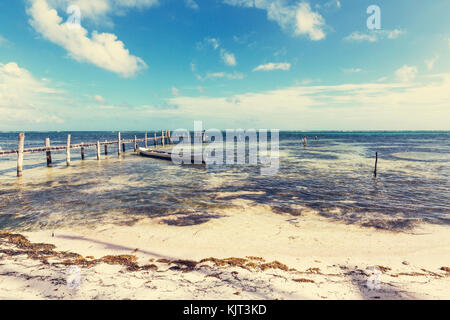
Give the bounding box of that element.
[17,133,25,177]
[154,132,157,146]
[145,132,148,148]
[162,130,165,147]
[122,143,126,153]
[374,152,378,177]
[202,130,206,143]
[117,132,121,155]
[96,141,101,160]
[104,141,108,155]
[134,135,137,152]
[81,143,85,160]
[66,134,71,166]
[45,138,52,167]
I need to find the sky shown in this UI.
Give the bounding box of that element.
[0,0,449,131]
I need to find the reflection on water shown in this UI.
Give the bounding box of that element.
[0,131,449,231]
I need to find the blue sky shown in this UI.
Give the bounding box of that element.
[0,0,449,131]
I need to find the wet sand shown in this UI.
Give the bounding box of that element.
[1,199,449,299]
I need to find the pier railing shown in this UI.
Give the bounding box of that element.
[0,130,175,177]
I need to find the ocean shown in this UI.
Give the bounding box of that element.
[0,131,449,231]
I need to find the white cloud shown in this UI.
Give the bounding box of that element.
[344,31,377,42]
[224,0,327,41]
[295,2,325,40]
[220,49,237,66]
[171,86,180,96]
[200,37,237,67]
[0,35,8,46]
[425,55,439,71]
[0,62,65,127]
[342,68,362,73]
[94,94,106,103]
[165,73,450,130]
[27,0,147,77]
[386,29,404,39]
[316,0,341,10]
[253,62,291,72]
[205,37,220,50]
[185,0,199,10]
[395,65,418,82]
[44,0,159,24]
[345,29,405,42]
[197,71,244,81]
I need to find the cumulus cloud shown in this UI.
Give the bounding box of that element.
[199,37,237,67]
[26,0,147,77]
[224,0,326,40]
[295,2,325,40]
[342,68,362,73]
[165,73,450,130]
[345,29,405,42]
[0,35,9,46]
[425,56,439,71]
[220,49,237,66]
[395,65,418,82]
[44,0,159,24]
[171,86,180,96]
[253,62,291,72]
[0,61,65,127]
[196,71,244,81]
[94,95,106,103]
[185,0,199,10]
[203,37,220,50]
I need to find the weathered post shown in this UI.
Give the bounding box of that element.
[168,130,173,144]
[154,132,157,146]
[162,130,165,147]
[81,143,85,160]
[122,143,126,153]
[104,140,108,155]
[117,132,121,155]
[66,134,71,166]
[134,135,137,152]
[17,133,25,177]
[145,132,148,148]
[45,138,52,167]
[374,152,378,177]
[96,141,101,160]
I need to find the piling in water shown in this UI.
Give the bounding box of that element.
[145,132,148,148]
[117,132,121,155]
[66,134,71,166]
[81,144,85,160]
[45,138,52,167]
[17,133,25,177]
[96,141,101,160]
[374,152,378,177]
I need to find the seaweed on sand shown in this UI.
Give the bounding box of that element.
[200,257,292,272]
[0,231,157,272]
[293,278,315,283]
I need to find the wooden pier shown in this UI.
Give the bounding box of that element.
[0,131,175,177]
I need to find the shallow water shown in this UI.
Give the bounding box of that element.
[0,131,449,231]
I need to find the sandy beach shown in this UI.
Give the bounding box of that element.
[1,198,449,300]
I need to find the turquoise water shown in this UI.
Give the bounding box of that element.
[0,131,449,231]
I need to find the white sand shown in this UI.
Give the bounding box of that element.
[1,199,449,299]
